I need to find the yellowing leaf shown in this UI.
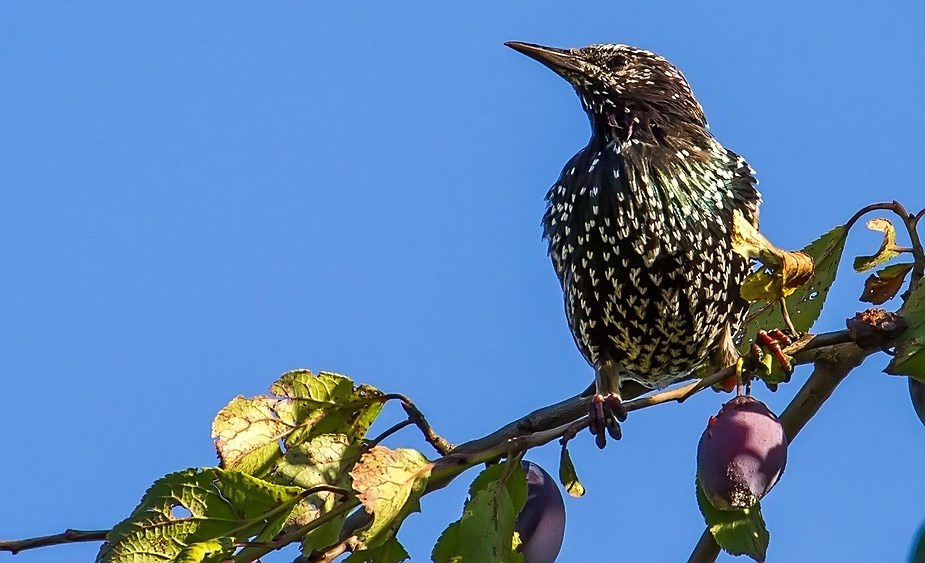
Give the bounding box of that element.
[730,210,776,263]
[212,396,291,476]
[558,445,585,498]
[211,370,384,475]
[853,218,903,272]
[740,250,814,301]
[738,226,848,353]
[351,446,432,547]
[732,210,814,302]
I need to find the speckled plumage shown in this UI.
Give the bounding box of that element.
[508,42,761,393]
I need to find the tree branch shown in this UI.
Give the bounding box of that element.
[0,330,890,561]
[0,529,109,554]
[333,329,862,557]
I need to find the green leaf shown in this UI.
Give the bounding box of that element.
[97,468,303,563]
[344,538,410,563]
[173,539,234,563]
[738,226,848,352]
[212,370,384,474]
[274,433,358,553]
[272,370,385,445]
[853,218,903,272]
[558,444,586,497]
[432,460,527,563]
[350,446,432,548]
[886,280,925,381]
[696,480,769,562]
[274,433,358,489]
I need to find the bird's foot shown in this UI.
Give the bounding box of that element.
[750,329,794,374]
[588,393,627,449]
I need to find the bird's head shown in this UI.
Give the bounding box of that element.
[506,41,708,144]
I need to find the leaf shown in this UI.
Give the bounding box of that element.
[272,370,385,445]
[343,538,410,563]
[350,446,433,548]
[299,510,345,555]
[212,370,384,474]
[558,445,585,497]
[173,539,234,563]
[212,396,292,476]
[696,480,769,562]
[886,279,925,381]
[272,433,358,551]
[270,433,359,550]
[432,460,527,563]
[97,468,302,563]
[732,210,814,301]
[274,433,358,489]
[860,262,914,305]
[853,218,903,272]
[739,250,814,302]
[738,226,848,353]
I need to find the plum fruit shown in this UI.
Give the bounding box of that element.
[697,395,787,510]
[515,461,565,563]
[909,377,925,427]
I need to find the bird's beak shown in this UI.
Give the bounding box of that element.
[505,41,585,77]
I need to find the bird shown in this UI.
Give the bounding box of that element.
[505,42,762,448]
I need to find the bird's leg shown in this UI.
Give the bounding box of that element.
[734,357,746,396]
[589,363,627,449]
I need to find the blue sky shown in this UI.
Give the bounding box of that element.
[1,2,923,562]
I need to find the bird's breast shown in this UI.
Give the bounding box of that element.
[543,140,756,379]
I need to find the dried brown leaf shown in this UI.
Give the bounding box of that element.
[860,263,914,305]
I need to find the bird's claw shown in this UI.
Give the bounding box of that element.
[750,329,795,374]
[589,394,626,449]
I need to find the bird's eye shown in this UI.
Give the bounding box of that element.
[604,55,627,70]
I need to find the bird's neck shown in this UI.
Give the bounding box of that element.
[587,103,711,152]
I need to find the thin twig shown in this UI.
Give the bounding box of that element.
[779,298,797,334]
[843,200,925,295]
[365,419,415,449]
[913,207,925,224]
[388,393,455,455]
[844,201,904,231]
[231,498,361,563]
[0,529,109,554]
[303,536,363,562]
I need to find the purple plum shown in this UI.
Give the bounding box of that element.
[515,461,565,563]
[697,395,787,510]
[909,377,925,427]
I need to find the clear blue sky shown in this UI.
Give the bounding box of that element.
[2,2,923,562]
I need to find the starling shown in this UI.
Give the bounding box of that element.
[506,42,762,448]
